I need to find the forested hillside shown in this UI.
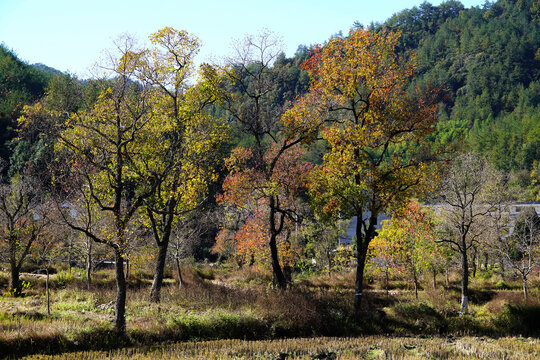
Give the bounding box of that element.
[384,0,540,190]
[1,0,539,194]
[226,0,540,199]
[0,45,49,162]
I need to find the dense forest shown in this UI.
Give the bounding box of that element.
[1,0,540,354]
[384,0,540,199]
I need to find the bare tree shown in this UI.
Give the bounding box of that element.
[168,211,214,288]
[498,207,540,298]
[0,174,46,296]
[438,153,502,314]
[485,181,512,279]
[61,204,108,289]
[33,210,68,315]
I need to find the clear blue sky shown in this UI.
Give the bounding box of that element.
[0,0,485,78]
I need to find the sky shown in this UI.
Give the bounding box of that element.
[0,0,486,79]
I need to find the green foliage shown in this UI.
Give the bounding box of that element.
[168,311,268,340]
[381,0,540,189]
[493,304,540,336]
[0,45,49,162]
[495,280,513,290]
[393,302,448,333]
[478,269,494,280]
[53,271,74,288]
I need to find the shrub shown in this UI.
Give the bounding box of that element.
[393,302,447,334]
[493,304,540,336]
[193,266,215,280]
[478,269,494,280]
[168,311,269,340]
[447,315,489,335]
[495,280,512,290]
[53,271,74,288]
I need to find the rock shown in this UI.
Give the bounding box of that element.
[96,301,114,311]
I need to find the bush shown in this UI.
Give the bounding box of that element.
[495,280,509,290]
[493,304,540,336]
[478,269,493,280]
[393,302,448,334]
[168,311,269,340]
[56,271,75,288]
[193,266,215,280]
[447,315,489,335]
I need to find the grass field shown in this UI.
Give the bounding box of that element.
[21,336,540,359]
[1,266,540,358]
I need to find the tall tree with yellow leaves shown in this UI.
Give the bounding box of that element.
[283,28,445,318]
[54,36,155,333]
[130,28,229,303]
[54,28,228,332]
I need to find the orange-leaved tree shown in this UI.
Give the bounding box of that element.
[283,28,445,318]
[218,31,316,288]
[214,201,301,272]
[216,141,311,287]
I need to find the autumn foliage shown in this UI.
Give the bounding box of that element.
[214,202,301,270]
[214,143,311,272]
[283,27,445,316]
[369,199,441,296]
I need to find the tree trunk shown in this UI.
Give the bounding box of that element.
[86,238,93,289]
[460,249,469,314]
[327,248,332,277]
[9,235,21,296]
[46,268,50,316]
[472,250,477,278]
[413,267,419,300]
[354,213,375,320]
[385,267,389,296]
[86,249,92,290]
[432,268,437,289]
[354,241,368,319]
[68,236,73,275]
[523,276,528,299]
[445,267,450,288]
[10,265,21,296]
[125,258,130,280]
[150,240,169,303]
[268,198,287,289]
[114,250,127,335]
[269,232,287,289]
[175,257,183,289]
[148,201,176,302]
[484,252,489,270]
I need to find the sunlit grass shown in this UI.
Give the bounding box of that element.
[1,266,539,357]
[22,336,540,359]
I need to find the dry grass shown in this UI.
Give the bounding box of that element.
[484,291,539,313]
[21,336,540,359]
[1,266,540,358]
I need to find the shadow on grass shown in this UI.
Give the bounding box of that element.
[2,272,540,358]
